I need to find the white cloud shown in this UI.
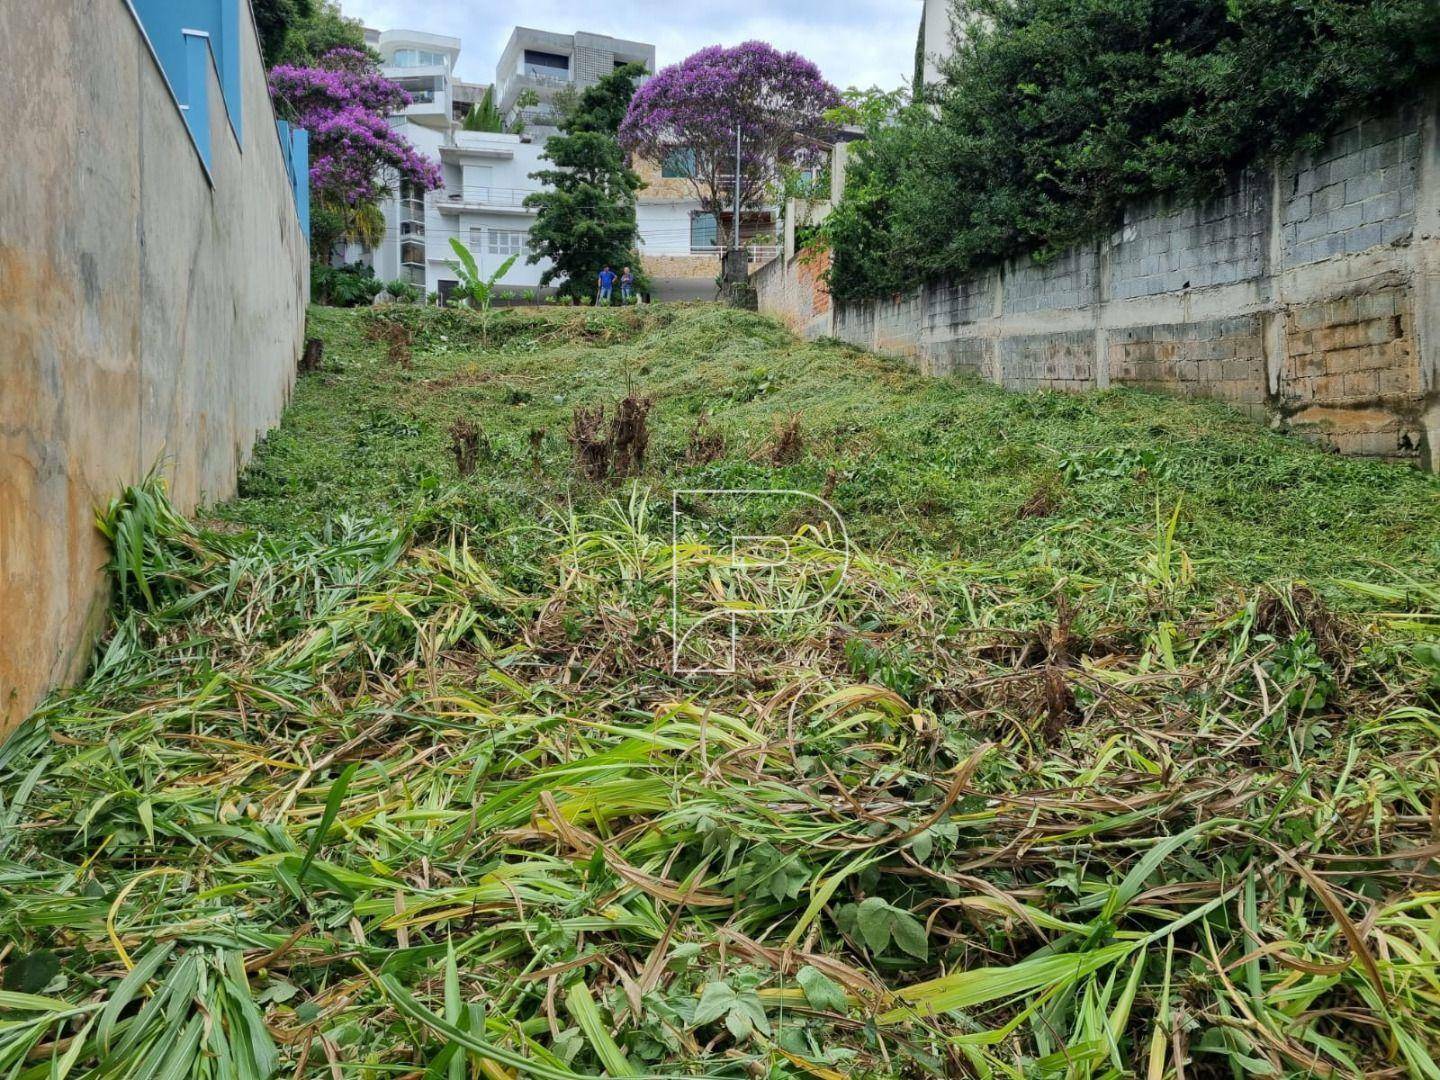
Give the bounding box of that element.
[339,0,919,91]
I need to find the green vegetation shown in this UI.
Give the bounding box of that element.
[253,0,368,69]
[461,86,506,133]
[309,261,381,307]
[3,304,1439,1077]
[526,65,647,302]
[828,0,1440,301]
[445,238,519,339]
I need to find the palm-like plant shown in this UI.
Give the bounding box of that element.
[448,237,518,344]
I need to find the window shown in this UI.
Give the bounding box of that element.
[662,148,696,178]
[401,240,426,266]
[689,212,718,250]
[523,49,570,80]
[488,229,527,257]
[393,48,447,68]
[469,227,484,250]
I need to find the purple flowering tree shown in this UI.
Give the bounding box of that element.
[269,47,442,260]
[620,42,838,247]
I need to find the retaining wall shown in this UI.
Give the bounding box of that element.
[0,1,310,734]
[756,88,1440,467]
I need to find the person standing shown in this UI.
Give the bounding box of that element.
[597,266,617,305]
[620,266,635,304]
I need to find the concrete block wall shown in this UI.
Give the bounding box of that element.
[0,0,310,734]
[757,83,1440,467]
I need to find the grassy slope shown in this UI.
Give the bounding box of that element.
[225,304,1437,595]
[4,303,1440,1079]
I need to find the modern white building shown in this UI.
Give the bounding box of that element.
[917,0,962,91]
[429,131,552,301]
[357,28,461,288]
[494,28,655,140]
[356,25,762,300]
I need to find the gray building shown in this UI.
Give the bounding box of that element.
[494,28,654,138]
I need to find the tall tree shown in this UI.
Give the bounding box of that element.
[525,64,647,302]
[462,87,505,132]
[620,43,838,246]
[252,0,314,68]
[253,0,369,69]
[269,47,442,262]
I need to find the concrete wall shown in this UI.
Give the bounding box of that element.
[0,1,310,734]
[758,87,1440,466]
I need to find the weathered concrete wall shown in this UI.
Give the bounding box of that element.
[758,88,1440,466]
[0,1,309,734]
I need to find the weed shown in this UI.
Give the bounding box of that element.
[14,306,1432,1075]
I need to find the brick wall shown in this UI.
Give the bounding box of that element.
[756,84,1440,467]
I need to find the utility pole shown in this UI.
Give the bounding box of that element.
[723,123,746,284]
[733,123,742,253]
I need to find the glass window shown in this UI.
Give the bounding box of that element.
[690,212,718,250]
[393,48,447,68]
[662,148,696,178]
[401,240,426,266]
[469,227,484,250]
[488,229,527,257]
[523,49,570,80]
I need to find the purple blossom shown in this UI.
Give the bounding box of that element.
[268,48,441,208]
[621,42,838,226]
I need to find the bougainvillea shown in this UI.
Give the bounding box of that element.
[269,47,441,259]
[620,42,838,246]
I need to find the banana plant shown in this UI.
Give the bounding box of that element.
[448,237,519,344]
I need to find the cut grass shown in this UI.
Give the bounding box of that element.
[2,302,1439,1078]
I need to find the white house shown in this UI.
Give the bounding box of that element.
[917,0,964,92]
[356,28,461,288]
[428,131,552,300]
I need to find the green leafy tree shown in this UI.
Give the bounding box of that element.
[253,0,369,68]
[462,87,504,132]
[525,64,647,302]
[828,0,1440,301]
[252,0,313,67]
[464,87,539,134]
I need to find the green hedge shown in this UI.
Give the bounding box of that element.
[827,0,1440,302]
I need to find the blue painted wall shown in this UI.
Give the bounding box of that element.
[127,0,306,239]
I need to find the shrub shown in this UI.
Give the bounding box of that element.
[827,0,1440,302]
[383,279,422,304]
[312,262,382,307]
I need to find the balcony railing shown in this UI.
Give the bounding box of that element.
[521,66,571,85]
[436,186,539,210]
[685,244,780,262]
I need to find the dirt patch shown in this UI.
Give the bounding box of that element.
[365,317,413,369]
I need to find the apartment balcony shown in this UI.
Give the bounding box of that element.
[497,71,571,111]
[687,243,780,262]
[433,186,540,216]
[383,67,451,124]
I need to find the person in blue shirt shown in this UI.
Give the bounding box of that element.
[597,266,617,305]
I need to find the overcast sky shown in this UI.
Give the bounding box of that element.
[337,1,919,92]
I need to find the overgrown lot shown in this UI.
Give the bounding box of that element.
[2,303,1439,1078]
